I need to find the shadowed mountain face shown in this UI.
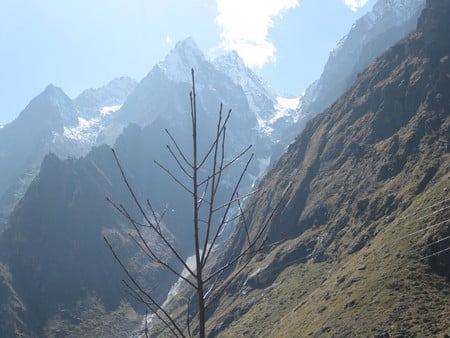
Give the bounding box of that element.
[0,146,177,336]
[0,46,263,336]
[198,0,449,336]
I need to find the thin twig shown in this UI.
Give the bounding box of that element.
[111,149,197,277]
[165,128,194,170]
[104,237,185,337]
[154,160,194,196]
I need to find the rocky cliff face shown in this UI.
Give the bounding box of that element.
[237,0,449,257]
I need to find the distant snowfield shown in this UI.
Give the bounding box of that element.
[272,96,302,123]
[258,95,302,135]
[63,116,101,142]
[62,105,122,142]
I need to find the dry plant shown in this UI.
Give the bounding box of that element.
[104,69,291,337]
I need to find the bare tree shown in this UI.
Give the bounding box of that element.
[104,69,291,337]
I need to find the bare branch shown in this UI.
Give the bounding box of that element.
[154,160,194,196]
[197,103,223,170]
[202,153,254,265]
[200,102,224,266]
[205,182,293,284]
[237,192,251,247]
[165,128,194,170]
[197,173,211,210]
[122,281,174,337]
[197,145,253,187]
[111,149,197,278]
[212,189,259,214]
[204,241,263,309]
[129,234,197,289]
[146,199,164,234]
[167,144,193,179]
[104,237,186,337]
[197,107,232,171]
[214,122,227,196]
[106,198,148,228]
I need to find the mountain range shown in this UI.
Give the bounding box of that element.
[0,0,448,336]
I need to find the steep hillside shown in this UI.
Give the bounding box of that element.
[198,0,450,336]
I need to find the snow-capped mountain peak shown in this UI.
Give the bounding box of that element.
[158,37,206,83]
[48,76,136,159]
[332,0,425,58]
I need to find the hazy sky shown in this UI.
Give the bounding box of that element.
[0,0,375,125]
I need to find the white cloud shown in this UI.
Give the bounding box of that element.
[165,35,173,45]
[343,0,369,12]
[214,0,299,69]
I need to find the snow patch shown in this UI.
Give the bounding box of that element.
[62,105,120,144]
[62,116,102,144]
[275,96,301,112]
[100,104,122,116]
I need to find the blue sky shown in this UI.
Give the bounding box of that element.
[0,0,375,125]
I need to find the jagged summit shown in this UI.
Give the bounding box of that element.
[43,83,59,93]
[157,37,206,83]
[214,50,279,122]
[16,84,77,126]
[42,83,69,101]
[332,0,425,58]
[213,50,274,95]
[288,0,426,132]
[371,0,425,21]
[75,76,137,119]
